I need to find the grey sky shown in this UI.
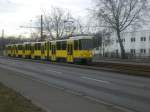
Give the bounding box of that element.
[0,0,93,36]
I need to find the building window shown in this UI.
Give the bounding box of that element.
[121,39,125,42]
[116,40,118,43]
[116,39,125,43]
[140,49,146,54]
[141,37,146,41]
[116,49,118,54]
[130,49,136,54]
[96,47,99,50]
[131,37,136,42]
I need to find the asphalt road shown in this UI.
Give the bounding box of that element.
[0,57,150,112]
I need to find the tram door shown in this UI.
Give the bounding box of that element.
[23,45,25,58]
[14,45,16,57]
[67,41,73,63]
[51,43,56,61]
[31,44,34,59]
[45,42,49,60]
[41,44,45,59]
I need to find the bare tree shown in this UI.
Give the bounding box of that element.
[74,17,84,35]
[42,7,75,40]
[92,0,148,58]
[42,7,85,40]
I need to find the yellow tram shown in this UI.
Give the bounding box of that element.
[24,42,31,58]
[5,36,93,63]
[5,45,12,56]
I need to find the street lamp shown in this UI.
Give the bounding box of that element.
[64,19,75,36]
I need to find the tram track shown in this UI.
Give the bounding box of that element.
[1,56,150,77]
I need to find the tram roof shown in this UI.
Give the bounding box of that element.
[69,36,93,40]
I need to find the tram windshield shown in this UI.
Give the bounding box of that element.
[79,39,93,50]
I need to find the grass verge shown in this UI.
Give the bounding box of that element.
[0,82,45,112]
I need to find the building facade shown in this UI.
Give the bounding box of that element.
[93,30,150,58]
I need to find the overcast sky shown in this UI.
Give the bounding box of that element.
[0,0,92,37]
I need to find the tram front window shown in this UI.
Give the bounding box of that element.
[79,39,93,50]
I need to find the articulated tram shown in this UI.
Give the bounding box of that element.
[5,36,94,63]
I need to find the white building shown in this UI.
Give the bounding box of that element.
[94,30,150,58]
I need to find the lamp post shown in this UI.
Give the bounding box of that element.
[41,15,43,41]
[20,15,44,41]
[64,20,75,37]
[1,29,4,50]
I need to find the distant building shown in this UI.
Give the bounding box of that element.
[93,30,150,58]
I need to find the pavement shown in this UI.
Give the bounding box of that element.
[0,57,150,112]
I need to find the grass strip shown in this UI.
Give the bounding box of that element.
[0,82,45,112]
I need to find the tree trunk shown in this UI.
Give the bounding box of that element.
[56,23,59,39]
[116,30,126,59]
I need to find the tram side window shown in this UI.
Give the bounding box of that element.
[49,42,51,50]
[18,45,22,50]
[31,46,34,53]
[70,45,73,55]
[41,45,44,54]
[16,46,18,52]
[27,44,31,50]
[35,43,41,50]
[35,44,37,50]
[14,46,17,50]
[52,46,53,54]
[29,45,31,50]
[38,43,41,50]
[57,42,61,50]
[35,44,36,50]
[23,45,25,52]
[45,43,47,50]
[25,45,28,50]
[79,40,82,50]
[26,44,29,50]
[34,44,36,50]
[13,46,15,51]
[8,46,11,50]
[62,41,67,50]
[74,40,78,50]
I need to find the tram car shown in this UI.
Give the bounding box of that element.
[5,36,93,63]
[23,42,31,58]
[5,45,12,57]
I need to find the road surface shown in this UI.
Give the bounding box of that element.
[0,57,150,112]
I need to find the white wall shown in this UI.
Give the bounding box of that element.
[93,30,150,57]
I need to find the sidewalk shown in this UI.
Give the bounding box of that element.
[0,67,123,112]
